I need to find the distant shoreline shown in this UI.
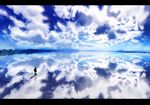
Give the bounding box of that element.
[0,49,79,56]
[0,49,150,56]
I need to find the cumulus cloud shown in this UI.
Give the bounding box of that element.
[54,5,73,19]
[0,9,8,16]
[0,5,149,49]
[9,16,25,28]
[7,5,50,44]
[54,5,150,48]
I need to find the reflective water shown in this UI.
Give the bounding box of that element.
[0,52,150,99]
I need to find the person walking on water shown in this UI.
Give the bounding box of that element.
[34,67,37,75]
[29,67,38,80]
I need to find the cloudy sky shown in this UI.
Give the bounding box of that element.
[0,5,150,51]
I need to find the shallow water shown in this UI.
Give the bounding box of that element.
[0,52,150,99]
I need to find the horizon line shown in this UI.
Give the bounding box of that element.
[0,49,150,56]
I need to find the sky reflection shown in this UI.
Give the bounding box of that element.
[0,52,150,99]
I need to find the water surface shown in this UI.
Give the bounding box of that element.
[0,52,150,99]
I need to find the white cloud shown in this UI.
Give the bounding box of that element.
[54,5,82,19]
[9,26,26,38]
[7,5,50,43]
[9,16,25,28]
[54,5,149,49]
[3,5,150,49]
[110,6,149,25]
[130,39,140,44]
[7,5,47,22]
[0,9,8,16]
[54,5,72,19]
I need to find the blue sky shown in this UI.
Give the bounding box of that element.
[0,5,150,51]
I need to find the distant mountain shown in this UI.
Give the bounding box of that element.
[114,50,150,53]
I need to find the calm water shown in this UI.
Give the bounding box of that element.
[0,52,150,99]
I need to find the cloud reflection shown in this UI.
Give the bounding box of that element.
[0,52,150,99]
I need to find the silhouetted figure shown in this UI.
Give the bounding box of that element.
[34,67,37,75]
[30,67,38,80]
